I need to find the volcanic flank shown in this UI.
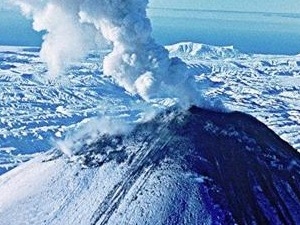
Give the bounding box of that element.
[0,106,299,225]
[4,1,299,224]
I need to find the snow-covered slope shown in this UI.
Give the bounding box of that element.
[0,47,142,173]
[0,106,299,224]
[0,42,300,174]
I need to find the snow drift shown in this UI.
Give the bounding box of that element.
[0,106,299,224]
[12,0,200,106]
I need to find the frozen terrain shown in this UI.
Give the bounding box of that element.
[1,1,299,224]
[0,42,299,173]
[0,106,299,224]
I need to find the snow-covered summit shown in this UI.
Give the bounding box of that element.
[0,106,299,224]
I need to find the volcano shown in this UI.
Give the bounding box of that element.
[0,106,299,225]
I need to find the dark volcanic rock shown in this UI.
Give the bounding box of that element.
[175,106,300,224]
[82,106,300,224]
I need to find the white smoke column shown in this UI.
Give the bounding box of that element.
[79,0,198,105]
[12,0,201,107]
[12,0,98,79]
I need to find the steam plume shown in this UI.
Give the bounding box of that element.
[13,0,99,79]
[12,0,201,107]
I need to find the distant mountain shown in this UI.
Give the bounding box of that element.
[165,42,242,58]
[0,106,299,225]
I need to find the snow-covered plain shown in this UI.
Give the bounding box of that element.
[0,42,299,173]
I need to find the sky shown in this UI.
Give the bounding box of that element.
[0,1,42,46]
[149,0,300,14]
[0,0,300,54]
[0,0,299,13]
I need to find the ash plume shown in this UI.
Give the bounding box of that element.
[12,0,203,107]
